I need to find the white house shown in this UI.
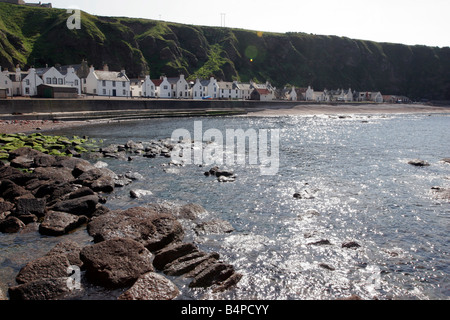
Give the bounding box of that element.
[305,86,314,101]
[168,75,190,99]
[191,78,205,100]
[130,79,143,97]
[282,86,297,101]
[85,65,130,97]
[201,77,219,99]
[314,90,326,102]
[38,67,65,86]
[142,75,156,98]
[0,67,13,97]
[153,76,171,98]
[218,81,240,99]
[9,66,26,96]
[21,68,43,96]
[370,91,383,103]
[236,82,252,100]
[250,88,273,101]
[63,67,81,94]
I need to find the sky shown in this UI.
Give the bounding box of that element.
[52,0,449,47]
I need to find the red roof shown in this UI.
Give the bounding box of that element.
[151,79,163,87]
[255,88,271,95]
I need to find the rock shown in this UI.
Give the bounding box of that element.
[153,242,198,270]
[0,180,33,201]
[125,140,145,151]
[90,175,115,193]
[93,161,108,169]
[10,155,34,169]
[432,187,450,201]
[441,158,450,164]
[39,211,88,236]
[71,160,97,178]
[164,252,220,277]
[194,219,234,235]
[118,272,179,300]
[87,207,184,251]
[114,175,132,187]
[33,154,57,167]
[15,254,70,284]
[212,272,243,293]
[319,263,335,271]
[218,175,236,183]
[0,216,25,233]
[408,159,430,167]
[14,197,46,218]
[0,287,6,300]
[45,240,83,267]
[80,238,154,288]
[8,277,71,300]
[189,262,235,288]
[130,189,153,199]
[308,239,332,246]
[0,200,14,214]
[67,187,95,199]
[33,167,75,183]
[49,195,99,216]
[125,171,144,180]
[177,203,207,220]
[342,241,361,249]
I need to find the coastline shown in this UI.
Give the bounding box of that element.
[1,103,449,134]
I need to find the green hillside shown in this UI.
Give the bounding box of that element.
[0,2,449,100]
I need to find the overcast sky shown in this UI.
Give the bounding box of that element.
[53,0,449,47]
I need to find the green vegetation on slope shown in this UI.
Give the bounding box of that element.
[0,2,449,99]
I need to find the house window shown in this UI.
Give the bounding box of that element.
[123,90,126,95]
[53,78,57,84]
[195,92,197,97]
[75,80,79,86]
[93,89,96,94]
[112,81,116,87]
[46,78,51,84]
[102,80,106,87]
[163,85,168,90]
[185,85,188,90]
[123,82,126,88]
[103,89,106,95]
[26,79,30,85]
[6,88,9,94]
[58,78,63,85]
[25,87,30,94]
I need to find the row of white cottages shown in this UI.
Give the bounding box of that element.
[0,64,278,100]
[0,64,383,102]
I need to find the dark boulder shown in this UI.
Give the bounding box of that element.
[118,272,179,300]
[0,216,25,233]
[342,241,361,249]
[33,167,75,183]
[80,238,154,288]
[88,207,184,251]
[189,262,235,288]
[408,159,430,167]
[8,277,71,300]
[15,254,70,284]
[39,211,88,236]
[308,239,332,246]
[164,252,220,277]
[49,195,99,216]
[15,197,46,218]
[0,180,33,201]
[152,242,198,270]
[45,240,83,268]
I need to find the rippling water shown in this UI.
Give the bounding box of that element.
[1,111,449,300]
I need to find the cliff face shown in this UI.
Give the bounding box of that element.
[1,3,449,100]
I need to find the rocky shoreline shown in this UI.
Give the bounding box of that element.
[0,137,242,300]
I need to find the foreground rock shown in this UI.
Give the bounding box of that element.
[80,238,154,288]
[9,277,71,300]
[39,211,88,236]
[118,272,179,300]
[431,187,450,201]
[87,207,184,251]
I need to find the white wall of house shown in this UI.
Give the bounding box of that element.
[64,67,81,94]
[371,92,383,103]
[175,75,190,99]
[158,76,172,98]
[42,67,65,86]
[206,77,219,99]
[305,86,314,101]
[130,81,143,97]
[85,67,130,97]
[143,76,156,98]
[218,82,239,99]
[288,87,297,101]
[0,67,13,97]
[192,78,204,100]
[22,68,43,96]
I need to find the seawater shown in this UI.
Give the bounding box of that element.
[1,112,449,300]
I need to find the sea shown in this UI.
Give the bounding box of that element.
[1,111,449,300]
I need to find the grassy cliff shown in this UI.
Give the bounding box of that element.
[0,2,449,100]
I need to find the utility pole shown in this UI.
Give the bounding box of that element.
[220,13,226,27]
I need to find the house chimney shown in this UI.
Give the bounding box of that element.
[121,69,126,75]
[103,64,109,72]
